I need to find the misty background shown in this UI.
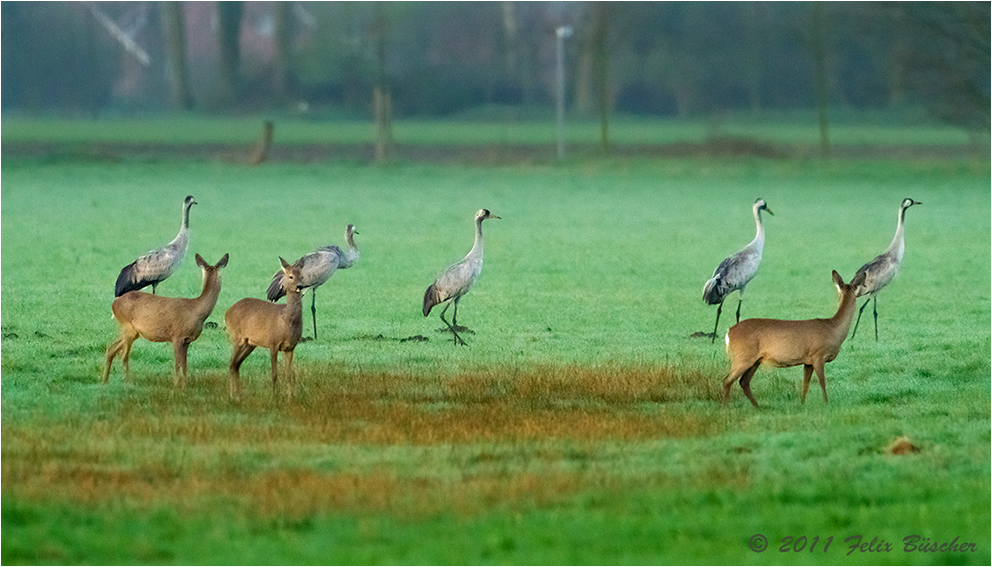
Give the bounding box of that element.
[2,1,989,133]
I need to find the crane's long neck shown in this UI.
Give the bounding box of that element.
[748,206,765,252]
[170,204,192,251]
[344,230,359,265]
[182,201,192,231]
[468,217,485,260]
[885,205,907,260]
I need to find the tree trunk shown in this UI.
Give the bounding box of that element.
[811,2,831,158]
[592,2,610,155]
[374,86,393,162]
[216,1,244,106]
[272,1,292,102]
[501,2,519,85]
[742,2,762,113]
[373,2,392,162]
[161,2,193,110]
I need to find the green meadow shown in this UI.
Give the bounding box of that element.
[1,137,989,563]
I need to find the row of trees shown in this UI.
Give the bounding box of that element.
[2,2,988,131]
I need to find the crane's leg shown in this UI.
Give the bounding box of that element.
[735,297,743,324]
[151,282,158,295]
[311,289,318,340]
[450,297,471,333]
[851,298,871,339]
[872,296,879,341]
[711,301,724,343]
[439,302,467,346]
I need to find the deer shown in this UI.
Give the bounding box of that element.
[225,257,303,399]
[103,253,229,387]
[722,269,867,407]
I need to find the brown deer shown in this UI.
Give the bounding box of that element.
[225,257,303,398]
[722,270,866,407]
[103,253,229,386]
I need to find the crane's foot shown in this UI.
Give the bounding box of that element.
[689,331,719,340]
[436,325,475,335]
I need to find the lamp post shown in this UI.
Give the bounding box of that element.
[556,25,573,160]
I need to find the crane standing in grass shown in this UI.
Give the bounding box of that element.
[702,198,773,343]
[115,195,197,297]
[267,224,360,340]
[850,198,922,340]
[423,209,500,346]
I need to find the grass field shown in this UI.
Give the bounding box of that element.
[1,143,990,563]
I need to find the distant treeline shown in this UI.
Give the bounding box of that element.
[1,2,988,129]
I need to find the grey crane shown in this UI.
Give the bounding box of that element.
[702,198,773,343]
[267,224,360,340]
[423,209,500,346]
[115,195,197,297]
[850,198,922,340]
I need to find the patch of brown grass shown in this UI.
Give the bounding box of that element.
[3,457,746,519]
[3,361,736,516]
[283,362,725,444]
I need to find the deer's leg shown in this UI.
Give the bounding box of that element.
[711,301,724,343]
[851,298,871,339]
[813,360,828,403]
[284,349,295,399]
[229,342,254,399]
[722,359,757,405]
[738,361,762,407]
[269,348,280,390]
[103,337,126,383]
[801,364,814,404]
[121,335,137,382]
[173,340,190,388]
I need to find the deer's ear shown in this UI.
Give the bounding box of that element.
[196,253,206,268]
[217,253,230,269]
[832,270,843,287]
[280,257,291,270]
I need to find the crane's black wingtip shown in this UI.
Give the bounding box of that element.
[115,261,140,297]
[423,283,440,317]
[266,271,286,302]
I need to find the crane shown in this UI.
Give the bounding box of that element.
[851,198,922,340]
[423,209,500,346]
[267,224,359,340]
[702,198,773,342]
[115,195,197,297]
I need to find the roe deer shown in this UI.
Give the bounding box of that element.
[722,270,866,407]
[104,253,229,386]
[225,257,303,398]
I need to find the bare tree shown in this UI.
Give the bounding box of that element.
[216,1,244,106]
[592,2,611,155]
[272,1,293,102]
[161,2,192,109]
[373,2,393,162]
[810,2,831,158]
